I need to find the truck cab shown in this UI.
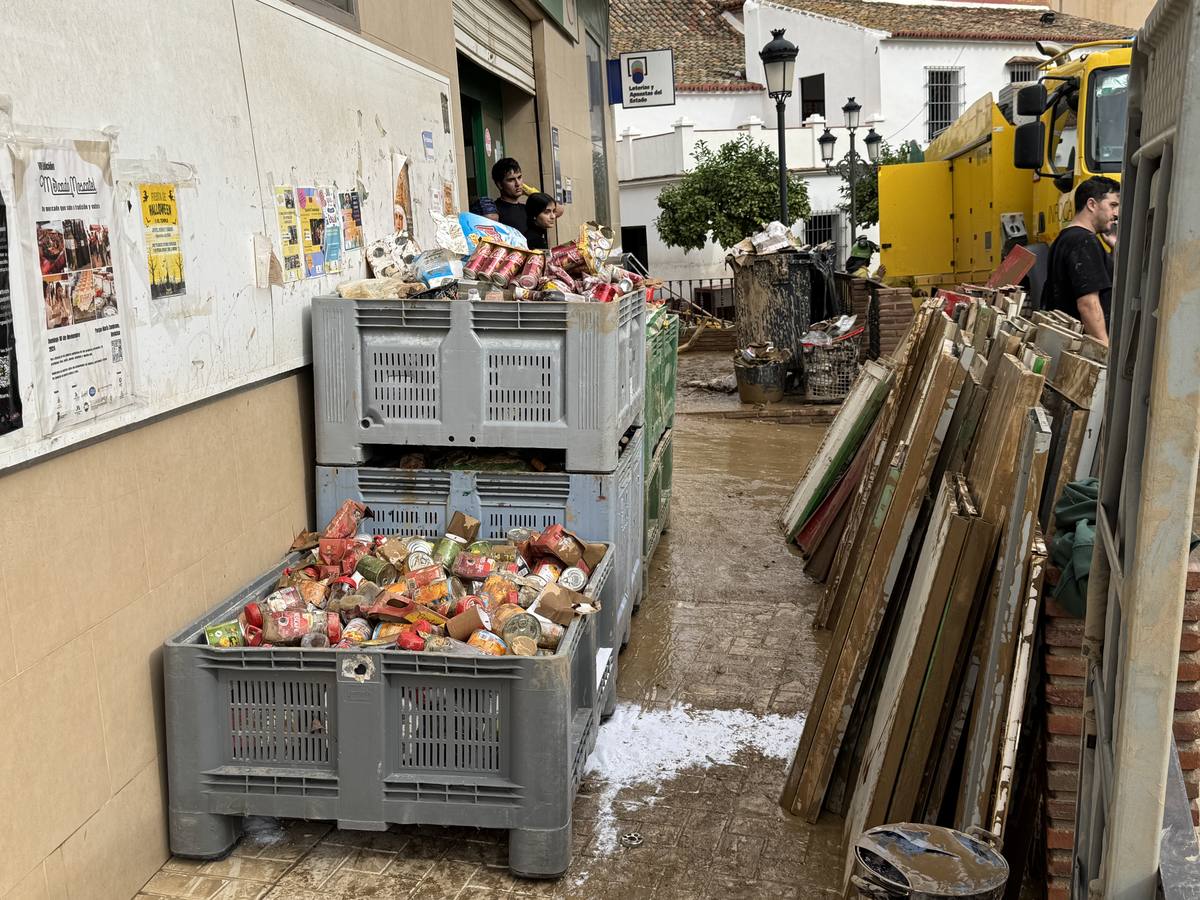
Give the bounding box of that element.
[878,40,1131,302]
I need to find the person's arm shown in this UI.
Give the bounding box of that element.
[1076,291,1109,345]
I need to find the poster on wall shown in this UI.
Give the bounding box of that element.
[273,186,302,282]
[296,187,325,278]
[339,191,363,249]
[320,186,342,274]
[0,188,22,436]
[392,153,412,236]
[16,137,130,432]
[551,127,563,203]
[442,181,455,216]
[139,183,186,299]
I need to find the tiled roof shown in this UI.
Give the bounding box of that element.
[764,0,1132,42]
[610,0,753,89]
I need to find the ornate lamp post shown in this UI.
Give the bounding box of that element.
[759,29,799,223]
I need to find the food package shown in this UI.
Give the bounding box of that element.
[531,582,598,626]
[447,606,492,642]
[205,619,244,648]
[467,629,508,656]
[336,275,426,300]
[448,511,482,544]
[322,500,371,539]
[452,552,495,580]
[366,232,421,279]
[455,211,528,253]
[480,573,519,608]
[415,249,463,288]
[425,635,490,656]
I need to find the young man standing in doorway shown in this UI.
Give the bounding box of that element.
[491,157,527,234]
[1045,175,1121,346]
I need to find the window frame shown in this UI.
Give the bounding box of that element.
[1008,63,1038,84]
[286,0,360,32]
[800,73,826,121]
[925,66,965,142]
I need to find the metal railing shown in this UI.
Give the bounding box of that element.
[619,254,735,322]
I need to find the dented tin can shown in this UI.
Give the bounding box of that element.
[433,534,467,568]
[490,249,526,287]
[356,555,397,586]
[559,567,588,592]
[407,539,435,556]
[463,241,498,279]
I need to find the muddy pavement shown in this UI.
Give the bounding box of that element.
[143,415,843,900]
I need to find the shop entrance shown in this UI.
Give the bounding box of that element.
[459,55,507,207]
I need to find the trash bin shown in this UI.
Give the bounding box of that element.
[732,251,814,371]
[850,824,1008,899]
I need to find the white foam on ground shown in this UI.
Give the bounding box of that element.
[582,701,806,856]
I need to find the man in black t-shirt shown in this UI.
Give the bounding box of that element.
[491,157,528,235]
[1045,175,1120,346]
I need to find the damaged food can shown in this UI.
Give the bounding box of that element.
[406,564,446,591]
[516,253,546,289]
[356,555,397,586]
[205,619,244,648]
[534,561,562,584]
[501,612,541,645]
[407,539,435,556]
[507,527,533,544]
[490,249,527,287]
[463,241,499,279]
[508,635,538,657]
[467,540,493,555]
[468,629,508,656]
[406,551,435,572]
[549,242,585,272]
[588,282,618,303]
[433,534,468,568]
[342,617,372,644]
[452,552,495,580]
[536,619,565,650]
[558,567,588,592]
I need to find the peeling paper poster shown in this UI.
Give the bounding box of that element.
[296,187,325,278]
[339,191,363,249]
[273,186,301,283]
[15,136,130,432]
[0,187,22,436]
[321,186,341,275]
[442,181,455,216]
[139,183,185,299]
[392,153,412,236]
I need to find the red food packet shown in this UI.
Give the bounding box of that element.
[322,500,372,539]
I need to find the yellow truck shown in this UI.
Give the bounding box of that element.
[879,40,1131,302]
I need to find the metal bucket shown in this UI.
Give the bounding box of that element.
[851,824,1008,900]
[733,357,789,404]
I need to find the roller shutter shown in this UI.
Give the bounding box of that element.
[453,0,535,94]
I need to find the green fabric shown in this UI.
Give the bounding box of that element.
[1051,478,1100,617]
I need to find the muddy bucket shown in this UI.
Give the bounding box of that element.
[850,824,1008,900]
[733,346,792,404]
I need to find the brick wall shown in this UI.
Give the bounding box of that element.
[1041,555,1200,900]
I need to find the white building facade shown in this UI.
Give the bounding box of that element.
[614,0,1125,283]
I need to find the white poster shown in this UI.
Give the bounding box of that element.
[13,136,130,432]
[619,49,677,109]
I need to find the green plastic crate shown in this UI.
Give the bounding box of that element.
[643,309,679,469]
[643,427,674,566]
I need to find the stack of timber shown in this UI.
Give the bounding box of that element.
[874,285,916,360]
[777,284,1108,895]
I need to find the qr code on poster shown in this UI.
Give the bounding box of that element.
[111,338,123,363]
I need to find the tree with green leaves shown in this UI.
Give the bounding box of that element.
[656,134,811,252]
[835,139,919,230]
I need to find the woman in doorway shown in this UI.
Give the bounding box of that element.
[522,192,557,250]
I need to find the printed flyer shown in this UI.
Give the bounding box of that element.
[273,186,301,282]
[296,187,325,278]
[0,187,22,436]
[392,153,412,236]
[19,137,129,431]
[321,186,342,274]
[339,190,363,249]
[139,183,185,299]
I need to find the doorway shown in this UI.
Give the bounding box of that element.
[459,55,507,207]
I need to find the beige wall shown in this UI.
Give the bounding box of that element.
[0,374,313,899]
[1054,0,1156,28]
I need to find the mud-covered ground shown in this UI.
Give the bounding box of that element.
[143,415,844,900]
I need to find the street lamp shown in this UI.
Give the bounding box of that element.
[864,127,882,164]
[818,128,837,166]
[759,29,798,223]
[837,97,881,242]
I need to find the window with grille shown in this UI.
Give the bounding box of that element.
[1009,63,1038,83]
[806,211,842,260]
[926,67,964,141]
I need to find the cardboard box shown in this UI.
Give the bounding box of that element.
[448,511,481,544]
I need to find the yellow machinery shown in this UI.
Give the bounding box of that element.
[879,40,1131,300]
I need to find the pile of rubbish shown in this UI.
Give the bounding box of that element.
[337,212,653,304]
[203,500,605,657]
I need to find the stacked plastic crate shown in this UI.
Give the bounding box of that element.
[642,306,678,576]
[310,292,647,712]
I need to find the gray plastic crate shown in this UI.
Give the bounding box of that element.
[164,545,612,878]
[313,293,647,473]
[315,428,644,661]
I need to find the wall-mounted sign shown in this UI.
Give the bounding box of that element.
[616,49,675,109]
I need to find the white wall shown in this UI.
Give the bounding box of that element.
[615,91,767,135]
[744,0,885,128]
[619,179,728,281]
[878,39,1038,147]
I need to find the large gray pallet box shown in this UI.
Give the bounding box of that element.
[164,546,613,878]
[313,293,646,472]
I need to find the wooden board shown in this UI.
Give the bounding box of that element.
[1039,385,1090,537]
[797,426,876,556]
[887,498,999,824]
[957,406,1051,828]
[804,498,852,583]
[782,336,966,821]
[1052,351,1104,409]
[782,360,893,539]
[840,473,972,886]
